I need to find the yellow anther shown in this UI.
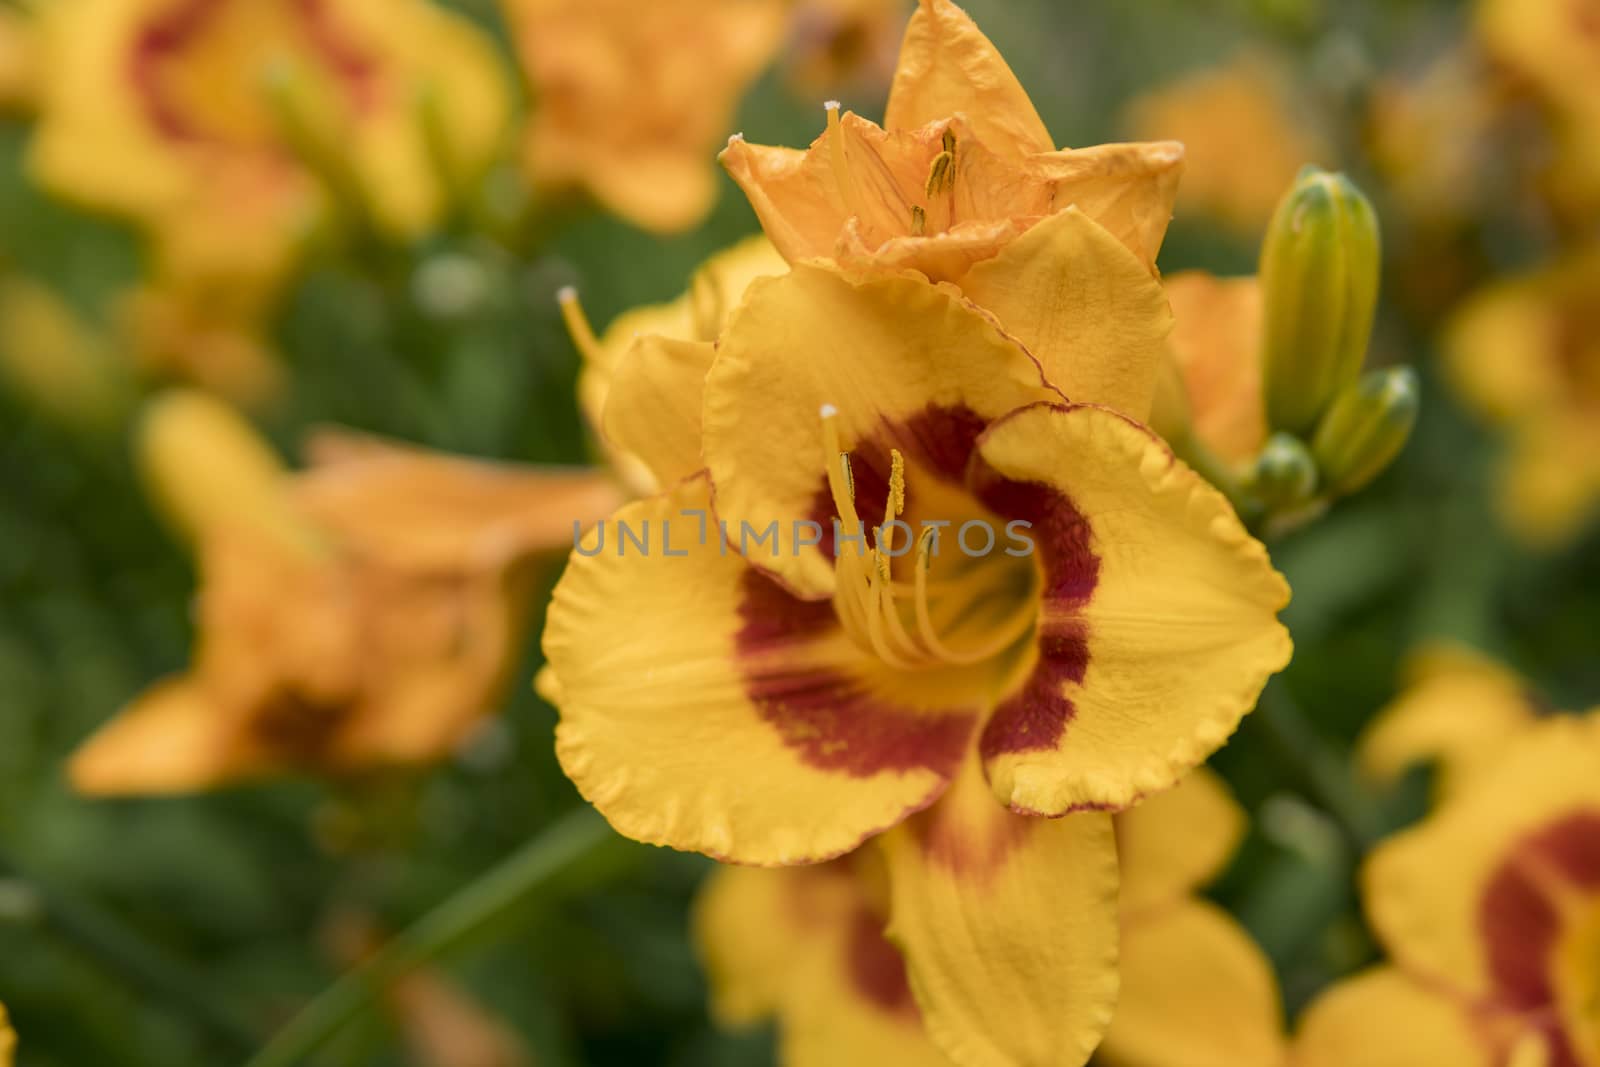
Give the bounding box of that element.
[925,150,954,197]
[942,126,956,155]
[910,205,926,235]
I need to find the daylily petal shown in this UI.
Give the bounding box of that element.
[602,335,716,487]
[1100,898,1285,1067]
[1358,644,1536,801]
[970,403,1292,814]
[69,678,259,794]
[696,864,950,1067]
[702,262,1057,599]
[576,146,720,236]
[879,755,1120,1067]
[719,140,839,263]
[1292,968,1491,1067]
[1162,272,1267,466]
[836,215,1029,285]
[1023,142,1184,275]
[883,0,1053,157]
[1363,713,1600,1006]
[958,207,1174,421]
[1116,767,1245,915]
[298,431,624,570]
[544,477,979,865]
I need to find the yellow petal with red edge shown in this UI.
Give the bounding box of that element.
[970,403,1291,815]
[1358,644,1535,801]
[68,678,260,795]
[702,262,1058,599]
[1163,272,1267,466]
[958,208,1173,421]
[696,863,951,1067]
[1291,967,1491,1067]
[1100,898,1284,1067]
[543,476,981,865]
[602,335,715,487]
[884,0,1053,157]
[297,430,624,569]
[879,754,1120,1067]
[1115,766,1245,916]
[1363,712,1600,1005]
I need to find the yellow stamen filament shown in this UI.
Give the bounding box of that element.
[819,406,1035,670]
[825,101,865,220]
[557,287,602,365]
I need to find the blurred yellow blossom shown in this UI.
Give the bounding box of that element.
[0,277,130,431]
[1478,0,1600,213]
[0,1002,13,1067]
[722,0,1183,420]
[1157,271,1267,470]
[29,0,511,286]
[69,391,622,794]
[502,0,785,234]
[1296,710,1600,1067]
[0,4,34,112]
[1125,54,1326,236]
[1444,249,1600,546]
[119,272,286,405]
[784,0,907,96]
[1359,644,1537,802]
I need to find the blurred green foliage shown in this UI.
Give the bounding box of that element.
[1,0,1597,1064]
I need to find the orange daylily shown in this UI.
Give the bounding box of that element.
[1154,271,1268,471]
[784,0,907,96]
[695,769,1283,1067]
[29,0,511,286]
[69,392,621,794]
[1444,248,1600,546]
[501,0,786,234]
[1296,710,1600,1067]
[1124,53,1327,236]
[0,4,33,112]
[720,0,1183,418]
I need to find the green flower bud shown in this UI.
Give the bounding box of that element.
[1259,166,1381,436]
[1251,432,1319,512]
[1312,366,1419,496]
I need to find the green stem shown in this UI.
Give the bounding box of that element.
[1251,681,1387,851]
[241,808,622,1067]
[0,848,258,1055]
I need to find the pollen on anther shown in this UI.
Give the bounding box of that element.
[556,285,577,304]
[820,403,839,418]
[824,99,841,111]
[727,132,745,145]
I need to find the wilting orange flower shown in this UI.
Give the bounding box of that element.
[70,392,621,794]
[1296,711,1600,1067]
[29,0,511,285]
[1359,644,1538,803]
[1477,0,1600,211]
[695,769,1281,1067]
[1444,249,1600,546]
[542,252,1290,1062]
[1124,53,1326,236]
[502,0,785,234]
[0,4,34,112]
[784,0,907,96]
[722,0,1182,420]
[559,234,789,494]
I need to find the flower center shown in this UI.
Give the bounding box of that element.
[824,104,958,239]
[819,405,1036,672]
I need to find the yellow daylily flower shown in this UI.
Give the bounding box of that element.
[29,0,511,285]
[559,233,789,495]
[1358,644,1538,803]
[502,0,785,234]
[1478,0,1600,212]
[0,1002,13,1067]
[0,277,130,431]
[1295,711,1600,1067]
[1123,53,1326,236]
[69,392,622,795]
[785,0,908,96]
[720,0,1183,415]
[119,270,287,405]
[1102,769,1285,1067]
[543,255,1290,1063]
[0,4,35,112]
[694,769,1281,1067]
[1444,249,1600,547]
